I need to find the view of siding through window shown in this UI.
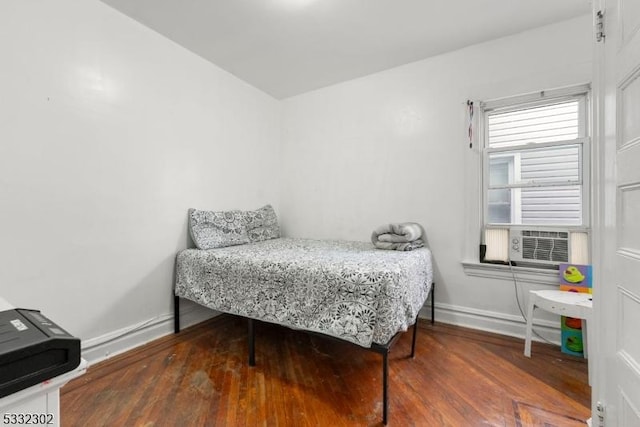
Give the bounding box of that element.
[486,100,583,225]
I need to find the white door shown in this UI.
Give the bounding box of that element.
[593,0,640,425]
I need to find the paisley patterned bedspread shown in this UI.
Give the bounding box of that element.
[175,238,433,347]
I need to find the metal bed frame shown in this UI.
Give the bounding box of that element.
[174,283,435,425]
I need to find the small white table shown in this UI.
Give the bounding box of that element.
[524,289,593,383]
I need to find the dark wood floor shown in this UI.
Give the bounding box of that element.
[61,315,591,426]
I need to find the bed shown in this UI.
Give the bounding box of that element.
[173,208,434,424]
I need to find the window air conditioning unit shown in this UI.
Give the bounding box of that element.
[509,227,571,266]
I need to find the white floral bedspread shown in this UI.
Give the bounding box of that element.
[175,238,433,347]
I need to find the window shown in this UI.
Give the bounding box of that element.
[480,86,590,265]
[484,91,588,226]
[487,155,515,224]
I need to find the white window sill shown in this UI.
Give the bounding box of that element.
[462,261,560,286]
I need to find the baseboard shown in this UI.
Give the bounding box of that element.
[81,302,218,366]
[419,302,561,345]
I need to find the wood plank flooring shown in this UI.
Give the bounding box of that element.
[61,315,590,426]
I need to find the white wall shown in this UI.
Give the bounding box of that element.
[280,15,593,336]
[0,0,281,349]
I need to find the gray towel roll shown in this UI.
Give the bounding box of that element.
[371,222,425,251]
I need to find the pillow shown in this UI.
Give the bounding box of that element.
[244,204,280,242]
[188,208,250,249]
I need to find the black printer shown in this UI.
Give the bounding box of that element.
[0,308,80,398]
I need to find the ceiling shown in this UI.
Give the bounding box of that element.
[99,0,592,99]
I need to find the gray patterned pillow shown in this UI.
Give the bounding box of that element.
[244,204,280,242]
[189,208,250,249]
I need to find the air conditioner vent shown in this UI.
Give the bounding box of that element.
[521,230,569,239]
[510,227,571,266]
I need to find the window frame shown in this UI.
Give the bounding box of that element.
[480,85,591,230]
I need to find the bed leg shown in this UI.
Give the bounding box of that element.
[248,318,256,367]
[410,318,418,358]
[382,350,389,425]
[430,282,435,325]
[174,294,180,334]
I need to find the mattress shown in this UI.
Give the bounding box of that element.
[175,238,433,347]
